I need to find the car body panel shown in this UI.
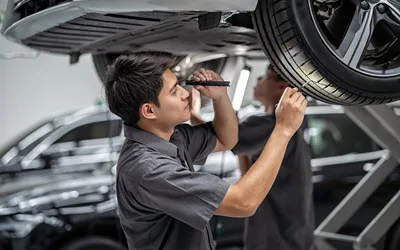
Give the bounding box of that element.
[0,105,121,174]
[0,173,118,250]
[2,0,257,41]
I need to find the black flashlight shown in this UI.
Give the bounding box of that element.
[184,80,230,87]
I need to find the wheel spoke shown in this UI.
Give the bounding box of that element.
[336,7,376,68]
[386,0,400,24]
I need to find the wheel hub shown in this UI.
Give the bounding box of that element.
[311,0,400,77]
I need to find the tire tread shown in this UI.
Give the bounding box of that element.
[251,0,396,105]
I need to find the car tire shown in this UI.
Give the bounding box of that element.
[252,0,400,105]
[60,236,126,250]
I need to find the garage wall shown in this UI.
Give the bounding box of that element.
[0,42,103,149]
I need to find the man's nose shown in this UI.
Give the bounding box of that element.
[181,87,190,100]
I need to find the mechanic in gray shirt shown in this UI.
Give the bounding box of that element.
[104,51,307,250]
[232,65,315,250]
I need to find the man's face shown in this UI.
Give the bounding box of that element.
[253,68,287,105]
[154,69,190,127]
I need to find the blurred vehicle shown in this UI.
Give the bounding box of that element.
[0,105,125,250]
[0,105,123,195]
[1,103,400,250]
[2,0,400,105]
[0,172,124,250]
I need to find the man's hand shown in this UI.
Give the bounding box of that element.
[274,87,307,138]
[191,69,237,151]
[192,68,227,101]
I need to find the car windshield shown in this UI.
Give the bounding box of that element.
[0,119,55,165]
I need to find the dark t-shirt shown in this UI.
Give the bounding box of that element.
[232,113,315,250]
[117,122,230,250]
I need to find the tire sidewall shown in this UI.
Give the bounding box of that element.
[61,236,126,250]
[288,0,400,95]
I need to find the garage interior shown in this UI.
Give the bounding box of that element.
[1,0,400,250]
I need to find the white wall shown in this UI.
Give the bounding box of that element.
[0,38,103,149]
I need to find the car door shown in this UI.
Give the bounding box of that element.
[41,118,123,172]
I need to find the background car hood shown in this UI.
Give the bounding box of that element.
[0,173,115,217]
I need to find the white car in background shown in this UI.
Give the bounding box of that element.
[1,0,400,105]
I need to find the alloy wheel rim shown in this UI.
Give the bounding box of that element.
[309,0,400,77]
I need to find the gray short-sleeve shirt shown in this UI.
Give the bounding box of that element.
[232,114,315,250]
[117,122,230,250]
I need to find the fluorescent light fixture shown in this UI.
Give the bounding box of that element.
[232,68,250,111]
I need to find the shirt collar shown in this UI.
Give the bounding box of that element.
[123,124,179,158]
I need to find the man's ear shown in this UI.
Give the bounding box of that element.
[140,103,157,120]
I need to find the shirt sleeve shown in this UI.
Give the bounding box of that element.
[136,158,230,231]
[177,122,217,165]
[232,115,275,156]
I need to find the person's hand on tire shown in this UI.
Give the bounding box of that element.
[274,87,307,137]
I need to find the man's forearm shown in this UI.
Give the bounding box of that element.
[234,128,291,208]
[212,95,238,149]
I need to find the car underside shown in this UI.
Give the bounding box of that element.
[2,0,400,104]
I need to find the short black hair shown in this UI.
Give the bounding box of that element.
[105,51,176,125]
[267,64,285,82]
